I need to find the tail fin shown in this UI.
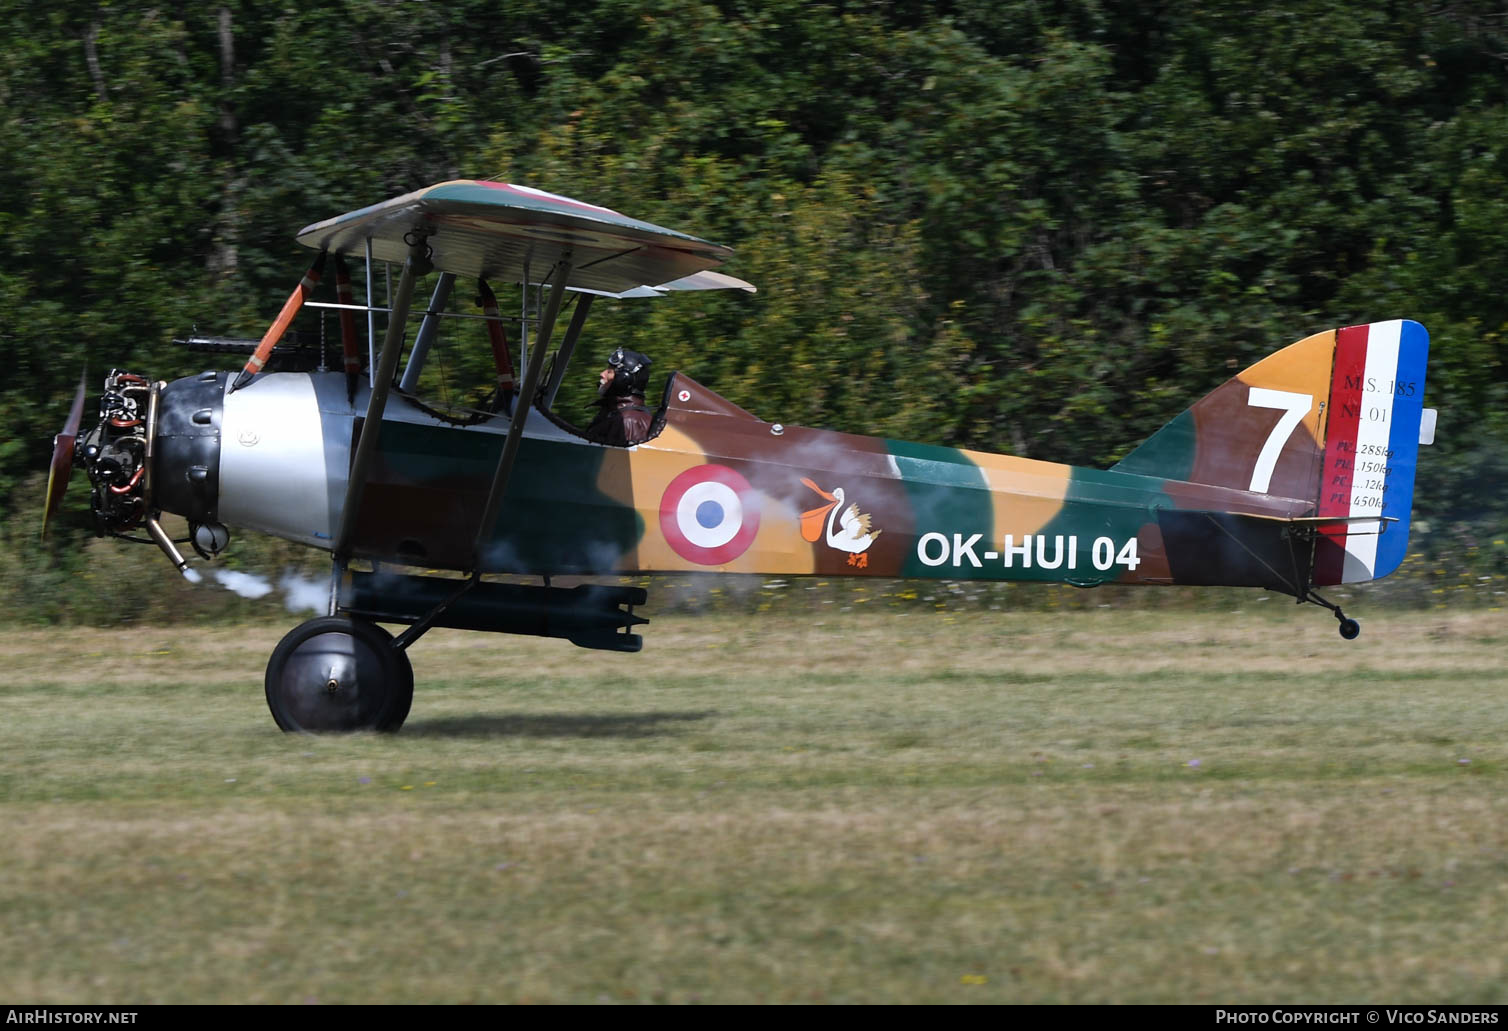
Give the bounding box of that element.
[1114,320,1432,583]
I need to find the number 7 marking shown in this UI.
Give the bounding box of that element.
[1246,387,1313,493]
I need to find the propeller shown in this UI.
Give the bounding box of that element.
[42,374,88,539]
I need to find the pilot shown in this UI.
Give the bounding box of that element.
[584,347,654,446]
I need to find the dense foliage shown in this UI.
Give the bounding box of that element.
[5,1,1506,616]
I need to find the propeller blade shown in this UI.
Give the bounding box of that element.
[42,375,88,539]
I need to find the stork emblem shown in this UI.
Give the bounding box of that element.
[800,478,883,565]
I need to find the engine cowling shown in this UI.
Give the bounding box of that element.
[76,368,358,570]
[153,370,227,525]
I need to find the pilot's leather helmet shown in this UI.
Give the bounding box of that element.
[606,347,652,396]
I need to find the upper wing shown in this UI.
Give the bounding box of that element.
[295,180,739,295]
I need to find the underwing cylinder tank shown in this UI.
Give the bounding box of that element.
[339,573,648,652]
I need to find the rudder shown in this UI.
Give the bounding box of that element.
[1114,320,1432,584]
[1312,320,1431,584]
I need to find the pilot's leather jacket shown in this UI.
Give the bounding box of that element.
[585,394,653,447]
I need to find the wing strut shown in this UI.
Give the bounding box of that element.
[388,255,575,652]
[398,272,456,393]
[477,278,518,400]
[332,237,431,561]
[333,255,362,404]
[543,293,593,410]
[231,250,328,392]
[470,254,573,571]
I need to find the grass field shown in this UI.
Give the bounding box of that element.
[1,605,1505,1003]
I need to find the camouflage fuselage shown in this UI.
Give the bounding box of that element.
[216,370,1321,594]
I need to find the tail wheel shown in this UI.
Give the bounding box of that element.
[265,616,414,732]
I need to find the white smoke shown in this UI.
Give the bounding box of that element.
[279,572,328,614]
[213,569,274,599]
[205,567,326,613]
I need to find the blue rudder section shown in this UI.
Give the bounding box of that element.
[1373,320,1430,580]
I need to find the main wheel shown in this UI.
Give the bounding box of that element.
[1338,617,1361,640]
[265,616,414,732]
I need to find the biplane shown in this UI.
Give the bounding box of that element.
[44,180,1436,733]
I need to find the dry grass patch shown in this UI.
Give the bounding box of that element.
[1,607,1505,1002]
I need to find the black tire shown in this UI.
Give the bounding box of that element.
[265,616,415,732]
[1338,617,1361,641]
[381,641,416,732]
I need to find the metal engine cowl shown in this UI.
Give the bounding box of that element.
[153,370,227,524]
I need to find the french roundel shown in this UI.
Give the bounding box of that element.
[659,464,761,565]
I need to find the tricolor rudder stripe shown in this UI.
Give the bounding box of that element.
[1314,320,1430,585]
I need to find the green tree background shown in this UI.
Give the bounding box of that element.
[4,0,1505,619]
